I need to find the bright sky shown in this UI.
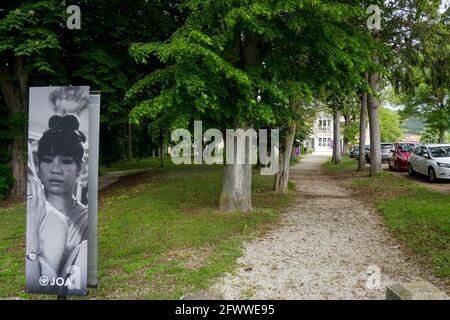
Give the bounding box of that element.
[440,0,450,13]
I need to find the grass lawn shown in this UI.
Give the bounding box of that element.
[324,156,450,279]
[0,162,291,299]
[100,157,171,173]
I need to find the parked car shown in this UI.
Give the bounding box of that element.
[349,146,359,158]
[356,144,370,160]
[408,144,450,182]
[366,143,392,163]
[365,145,371,162]
[388,142,418,171]
[348,145,370,159]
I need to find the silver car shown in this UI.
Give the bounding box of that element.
[366,143,391,162]
[408,144,450,182]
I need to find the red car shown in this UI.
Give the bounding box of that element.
[388,142,419,171]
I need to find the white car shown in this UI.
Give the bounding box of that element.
[408,144,450,182]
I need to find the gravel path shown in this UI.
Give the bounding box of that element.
[211,152,428,299]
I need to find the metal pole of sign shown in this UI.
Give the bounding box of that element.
[88,92,101,289]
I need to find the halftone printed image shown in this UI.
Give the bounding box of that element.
[25,86,90,296]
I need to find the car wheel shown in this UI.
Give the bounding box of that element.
[428,168,437,183]
[394,161,400,172]
[408,163,415,176]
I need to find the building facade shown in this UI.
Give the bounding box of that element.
[303,112,335,152]
[303,111,370,153]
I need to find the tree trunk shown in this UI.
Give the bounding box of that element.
[0,57,28,196]
[218,31,261,213]
[438,127,446,143]
[368,58,382,176]
[219,163,252,213]
[159,128,164,168]
[342,113,350,156]
[290,142,297,161]
[274,123,296,193]
[358,86,368,172]
[127,122,133,160]
[219,126,252,212]
[332,105,342,164]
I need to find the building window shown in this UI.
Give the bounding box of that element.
[318,118,331,132]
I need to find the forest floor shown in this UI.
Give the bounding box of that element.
[211,153,449,299]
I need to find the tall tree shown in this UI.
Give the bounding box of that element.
[358,83,368,171]
[341,95,360,155]
[379,106,403,142]
[332,101,342,164]
[127,0,375,211]
[0,1,63,196]
[386,1,448,142]
[65,0,182,166]
[368,50,382,175]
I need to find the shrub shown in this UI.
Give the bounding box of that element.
[0,163,13,200]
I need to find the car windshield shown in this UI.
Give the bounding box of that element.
[381,145,391,150]
[430,146,450,158]
[398,144,416,153]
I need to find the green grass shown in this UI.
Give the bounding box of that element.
[324,156,450,279]
[0,163,291,299]
[323,156,361,173]
[101,157,172,173]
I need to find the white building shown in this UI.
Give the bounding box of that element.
[303,111,370,152]
[303,111,335,152]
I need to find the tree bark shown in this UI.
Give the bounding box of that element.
[368,57,382,176]
[219,126,252,212]
[127,122,133,160]
[358,86,368,172]
[342,113,350,155]
[159,128,164,168]
[0,57,28,196]
[290,141,297,161]
[332,105,342,164]
[274,123,297,193]
[438,127,446,143]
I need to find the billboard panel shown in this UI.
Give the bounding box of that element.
[26,86,90,296]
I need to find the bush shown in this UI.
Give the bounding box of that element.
[0,164,14,200]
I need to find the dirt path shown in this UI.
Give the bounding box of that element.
[211,153,429,299]
[99,168,153,191]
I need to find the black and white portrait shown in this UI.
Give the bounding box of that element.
[26,86,90,296]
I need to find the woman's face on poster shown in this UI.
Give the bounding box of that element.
[38,155,80,195]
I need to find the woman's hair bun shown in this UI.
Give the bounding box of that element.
[47,115,85,142]
[48,115,62,130]
[62,115,79,131]
[48,115,80,131]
